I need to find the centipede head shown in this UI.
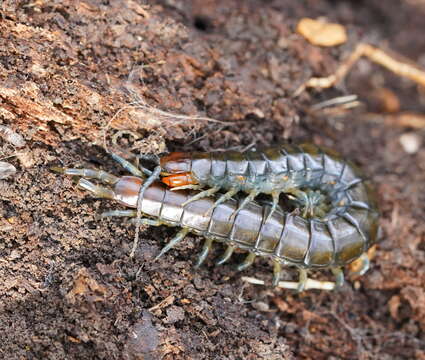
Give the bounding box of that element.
[160,152,198,187]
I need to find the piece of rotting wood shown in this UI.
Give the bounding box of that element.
[295,43,425,96]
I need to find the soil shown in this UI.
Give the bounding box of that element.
[1,0,424,359]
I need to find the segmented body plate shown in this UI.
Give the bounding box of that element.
[126,180,379,268]
[190,144,364,196]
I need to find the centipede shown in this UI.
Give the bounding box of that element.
[53,145,380,291]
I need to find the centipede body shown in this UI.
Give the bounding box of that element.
[53,146,380,291]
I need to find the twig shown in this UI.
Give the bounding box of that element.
[295,43,425,96]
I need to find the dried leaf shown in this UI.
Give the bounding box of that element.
[296,18,347,47]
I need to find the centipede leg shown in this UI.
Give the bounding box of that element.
[154,228,190,260]
[110,153,145,177]
[137,153,161,176]
[132,165,162,258]
[350,253,370,276]
[298,191,315,218]
[266,191,281,222]
[297,268,308,292]
[204,188,239,216]
[230,190,259,221]
[77,179,116,199]
[181,186,221,206]
[287,189,326,218]
[138,153,160,164]
[331,267,345,289]
[195,238,214,268]
[129,218,164,227]
[51,167,119,185]
[272,261,282,287]
[216,245,235,265]
[170,184,202,191]
[236,252,256,271]
[100,210,164,241]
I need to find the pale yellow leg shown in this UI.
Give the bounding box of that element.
[181,186,221,206]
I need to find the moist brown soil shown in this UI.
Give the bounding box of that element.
[1,1,425,359]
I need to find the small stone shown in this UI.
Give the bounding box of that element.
[399,132,422,154]
[252,301,270,312]
[164,305,185,324]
